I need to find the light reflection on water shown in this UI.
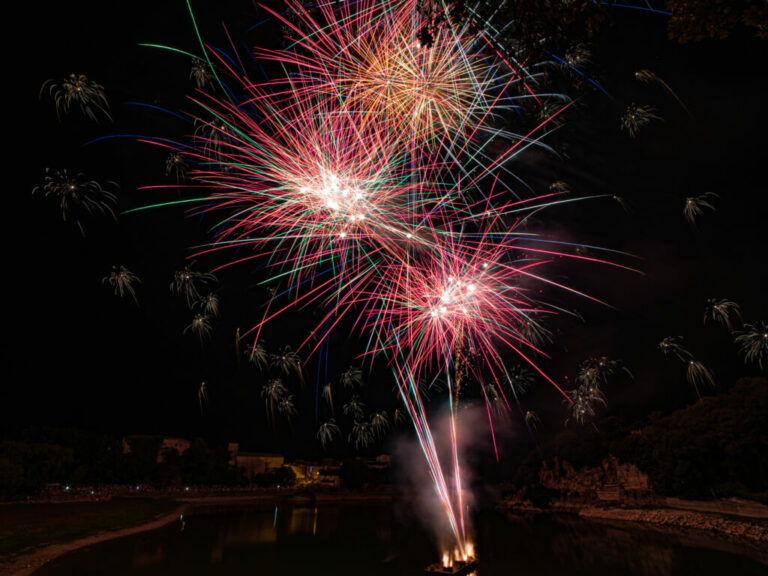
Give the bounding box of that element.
[32,503,768,576]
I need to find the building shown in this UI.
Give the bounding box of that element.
[158,437,191,461]
[228,443,285,479]
[122,435,191,463]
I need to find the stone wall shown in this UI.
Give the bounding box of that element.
[539,455,652,504]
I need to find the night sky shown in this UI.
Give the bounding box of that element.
[6,1,766,458]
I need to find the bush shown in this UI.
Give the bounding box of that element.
[617,378,768,499]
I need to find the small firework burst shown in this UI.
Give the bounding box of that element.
[620,103,661,137]
[524,410,540,430]
[548,180,571,194]
[734,322,768,371]
[317,419,341,448]
[340,366,364,389]
[686,359,715,398]
[41,73,111,122]
[277,394,297,420]
[342,395,366,420]
[270,346,303,379]
[658,336,692,362]
[370,411,391,437]
[703,298,742,330]
[196,292,220,317]
[184,313,212,343]
[165,152,188,183]
[170,264,217,308]
[33,168,118,235]
[102,265,141,304]
[349,420,374,450]
[198,381,208,413]
[248,340,270,371]
[190,57,215,90]
[563,43,591,68]
[683,192,718,226]
[564,387,599,426]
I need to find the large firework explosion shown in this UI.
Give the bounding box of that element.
[133,0,638,554]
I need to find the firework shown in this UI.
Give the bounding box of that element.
[262,378,289,425]
[179,88,433,291]
[349,420,375,450]
[686,359,715,398]
[340,366,364,390]
[703,298,742,330]
[563,43,592,68]
[248,339,270,371]
[658,336,692,362]
[317,418,341,448]
[33,168,118,235]
[342,395,366,420]
[195,292,220,317]
[102,265,140,304]
[565,387,599,426]
[41,73,111,122]
[370,411,391,437]
[165,152,188,183]
[256,0,503,147]
[277,394,298,420]
[734,321,768,371]
[270,346,303,379]
[321,382,334,412]
[635,69,692,116]
[524,410,540,430]
[170,264,217,308]
[190,57,215,90]
[184,313,212,343]
[620,103,661,137]
[198,381,208,413]
[683,192,718,226]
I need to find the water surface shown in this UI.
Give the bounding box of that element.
[33,502,768,575]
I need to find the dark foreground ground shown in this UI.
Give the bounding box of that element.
[0,498,179,559]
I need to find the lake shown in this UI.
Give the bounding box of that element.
[32,502,768,575]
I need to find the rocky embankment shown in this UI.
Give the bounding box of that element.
[577,505,768,545]
[499,455,768,548]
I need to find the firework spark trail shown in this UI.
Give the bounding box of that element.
[447,367,466,541]
[390,356,467,554]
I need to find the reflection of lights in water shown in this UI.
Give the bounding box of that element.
[273,506,278,529]
[289,507,318,534]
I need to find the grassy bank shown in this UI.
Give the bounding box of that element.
[0,497,179,559]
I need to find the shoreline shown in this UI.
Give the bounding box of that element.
[498,498,768,563]
[0,506,186,576]
[575,506,768,563]
[0,489,396,575]
[577,505,768,545]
